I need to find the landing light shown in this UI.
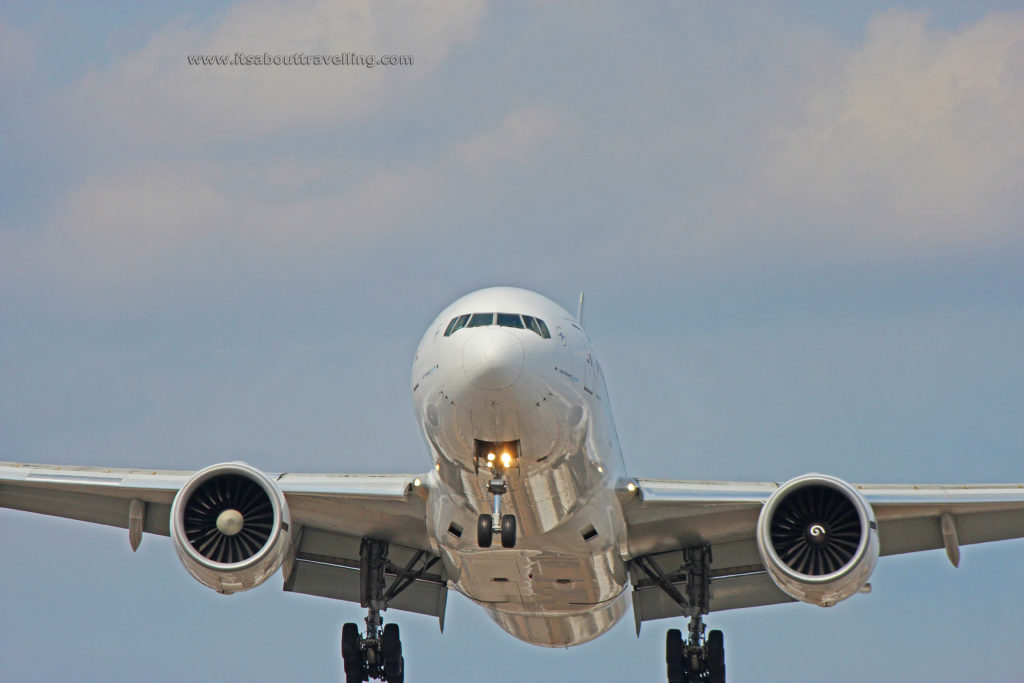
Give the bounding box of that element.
[500,452,512,467]
[597,466,604,473]
[626,482,637,493]
[487,453,495,462]
[413,478,421,487]
[435,463,440,471]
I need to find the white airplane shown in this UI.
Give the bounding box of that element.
[2,286,1023,682]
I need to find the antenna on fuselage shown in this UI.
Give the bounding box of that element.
[577,291,585,326]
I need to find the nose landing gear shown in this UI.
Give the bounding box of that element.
[477,478,517,548]
[474,440,519,548]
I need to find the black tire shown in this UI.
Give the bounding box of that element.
[707,629,725,683]
[382,623,403,681]
[500,514,517,548]
[382,623,402,660]
[388,656,404,683]
[342,622,363,680]
[666,628,683,682]
[341,623,360,661]
[478,514,493,547]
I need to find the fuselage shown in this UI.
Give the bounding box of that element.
[411,287,631,647]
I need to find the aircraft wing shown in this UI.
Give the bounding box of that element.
[620,478,1024,628]
[0,461,447,624]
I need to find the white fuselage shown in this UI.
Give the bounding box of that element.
[411,287,631,647]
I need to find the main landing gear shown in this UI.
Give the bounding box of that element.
[477,477,516,548]
[341,619,403,683]
[633,545,726,682]
[340,538,440,682]
[665,617,725,683]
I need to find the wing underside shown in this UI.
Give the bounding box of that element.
[622,478,1024,628]
[0,461,446,622]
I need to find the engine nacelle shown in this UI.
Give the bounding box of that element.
[756,474,879,607]
[170,462,291,595]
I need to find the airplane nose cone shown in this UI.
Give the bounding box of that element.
[462,328,524,390]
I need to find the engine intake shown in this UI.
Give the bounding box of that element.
[170,462,291,594]
[756,474,878,607]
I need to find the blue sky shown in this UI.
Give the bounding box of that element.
[1,2,1022,681]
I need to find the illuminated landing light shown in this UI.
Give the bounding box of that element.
[413,478,422,487]
[500,452,512,467]
[435,463,440,471]
[626,482,637,493]
[487,453,496,462]
[597,466,604,473]
[486,462,493,468]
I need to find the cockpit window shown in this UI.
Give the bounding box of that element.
[467,312,495,328]
[443,314,471,337]
[444,312,551,338]
[496,313,524,329]
[522,315,551,339]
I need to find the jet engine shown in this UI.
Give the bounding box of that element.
[170,462,291,594]
[756,474,878,607]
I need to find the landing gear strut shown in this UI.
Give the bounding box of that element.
[341,538,440,682]
[474,441,519,548]
[477,477,516,548]
[633,545,726,682]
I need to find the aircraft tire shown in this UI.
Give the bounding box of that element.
[500,514,517,548]
[383,623,403,682]
[477,514,493,547]
[666,629,683,683]
[707,629,725,683]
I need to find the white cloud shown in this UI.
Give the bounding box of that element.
[746,9,1024,255]
[1,106,565,297]
[62,0,484,145]
[453,107,567,176]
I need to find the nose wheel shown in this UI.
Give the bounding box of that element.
[477,478,517,547]
[478,512,517,547]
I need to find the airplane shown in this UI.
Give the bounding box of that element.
[2,285,1023,683]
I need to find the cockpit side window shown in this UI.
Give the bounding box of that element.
[444,313,471,336]
[467,312,494,328]
[522,315,551,339]
[496,313,525,329]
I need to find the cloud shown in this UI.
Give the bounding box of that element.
[453,107,567,176]
[61,0,484,146]
[0,105,566,298]
[7,4,1022,310]
[745,9,1024,256]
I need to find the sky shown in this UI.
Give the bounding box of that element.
[1,1,1022,681]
